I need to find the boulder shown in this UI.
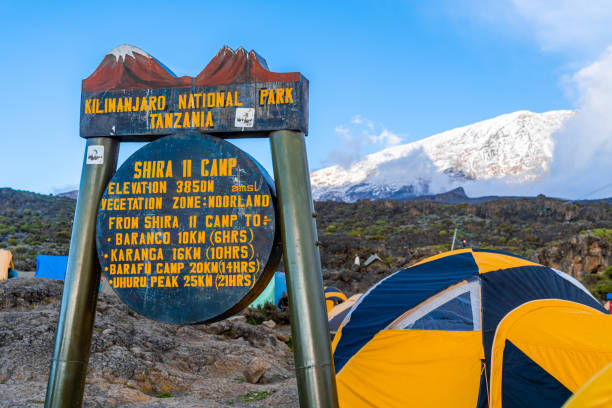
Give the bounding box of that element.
[243,357,271,384]
[262,320,276,329]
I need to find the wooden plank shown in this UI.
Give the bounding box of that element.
[80,45,308,140]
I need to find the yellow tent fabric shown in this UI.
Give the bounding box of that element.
[471,251,540,274]
[490,300,612,408]
[325,290,347,313]
[0,249,14,281]
[409,248,541,273]
[328,294,361,320]
[563,361,612,408]
[336,330,484,408]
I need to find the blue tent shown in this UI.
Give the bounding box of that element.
[35,255,68,279]
[250,272,287,309]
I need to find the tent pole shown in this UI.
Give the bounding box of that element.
[451,228,458,251]
[45,137,119,408]
[270,130,339,408]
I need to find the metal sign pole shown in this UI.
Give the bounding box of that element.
[270,130,339,408]
[45,137,119,408]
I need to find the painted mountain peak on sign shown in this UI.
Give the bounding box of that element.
[82,45,301,92]
[108,45,151,62]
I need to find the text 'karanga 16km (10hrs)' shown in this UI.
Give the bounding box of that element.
[96,132,281,324]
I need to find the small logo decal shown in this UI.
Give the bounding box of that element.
[86,145,104,164]
[235,108,255,128]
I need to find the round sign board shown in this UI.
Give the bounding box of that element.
[96,132,281,324]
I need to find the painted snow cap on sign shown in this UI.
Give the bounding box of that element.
[82,44,301,92]
[108,45,151,62]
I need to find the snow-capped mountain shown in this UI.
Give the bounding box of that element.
[311,110,574,201]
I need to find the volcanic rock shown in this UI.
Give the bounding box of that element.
[0,278,298,407]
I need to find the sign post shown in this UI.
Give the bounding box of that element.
[46,138,119,407]
[270,130,339,407]
[46,45,338,407]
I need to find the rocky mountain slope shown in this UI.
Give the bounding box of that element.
[315,197,612,297]
[1,188,610,292]
[0,188,74,270]
[311,110,574,201]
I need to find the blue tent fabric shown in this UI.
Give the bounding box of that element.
[273,272,286,305]
[333,252,479,372]
[249,272,287,309]
[35,255,68,279]
[501,340,572,408]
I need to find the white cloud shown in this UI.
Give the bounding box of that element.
[461,47,612,199]
[51,184,78,195]
[325,116,405,169]
[369,129,402,146]
[540,47,612,197]
[512,0,612,56]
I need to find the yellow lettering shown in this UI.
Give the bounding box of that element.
[107,98,115,113]
[134,162,142,179]
[259,89,268,105]
[215,92,225,107]
[164,112,173,128]
[191,111,200,127]
[205,111,213,127]
[150,114,157,129]
[182,111,191,127]
[267,89,275,104]
[178,94,187,110]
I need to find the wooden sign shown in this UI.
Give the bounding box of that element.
[80,45,308,140]
[95,132,281,324]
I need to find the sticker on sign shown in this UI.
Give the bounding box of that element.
[235,108,255,128]
[86,145,104,164]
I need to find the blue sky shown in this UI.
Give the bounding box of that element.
[1,1,610,195]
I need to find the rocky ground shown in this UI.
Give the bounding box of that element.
[0,278,298,408]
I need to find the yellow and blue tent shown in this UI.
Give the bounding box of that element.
[490,299,612,408]
[325,286,347,313]
[332,249,611,407]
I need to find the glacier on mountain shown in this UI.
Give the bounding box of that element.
[311,110,574,201]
